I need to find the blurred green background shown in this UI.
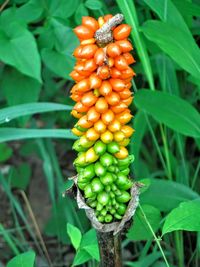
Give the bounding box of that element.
[0,0,200,266]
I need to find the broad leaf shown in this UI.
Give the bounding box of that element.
[9,163,31,190]
[80,229,100,261]
[0,15,41,82]
[73,249,91,266]
[162,199,200,235]
[143,0,190,34]
[141,179,199,212]
[67,223,82,250]
[41,48,75,79]
[0,143,13,162]
[6,251,35,267]
[134,90,200,138]
[2,67,41,107]
[141,20,200,80]
[85,0,103,10]
[127,204,161,241]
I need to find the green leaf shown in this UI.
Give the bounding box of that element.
[50,19,79,53]
[162,199,200,235]
[41,48,75,79]
[85,0,103,10]
[0,128,77,143]
[73,249,91,266]
[2,67,41,107]
[9,163,31,190]
[127,204,161,241]
[141,179,199,212]
[143,0,190,34]
[173,0,200,18]
[75,3,89,25]
[67,223,82,250]
[0,16,41,82]
[16,0,44,23]
[141,20,200,80]
[0,102,72,125]
[0,143,13,162]
[50,0,80,19]
[134,90,200,138]
[116,0,155,90]
[80,229,100,261]
[153,54,179,96]
[6,251,35,267]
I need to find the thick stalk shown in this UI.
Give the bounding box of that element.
[97,231,122,267]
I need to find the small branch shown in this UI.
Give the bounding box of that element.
[95,14,124,45]
[0,0,9,12]
[97,231,122,267]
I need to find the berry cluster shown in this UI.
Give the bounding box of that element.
[70,15,135,223]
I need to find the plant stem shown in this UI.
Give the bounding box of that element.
[139,204,170,267]
[97,231,122,267]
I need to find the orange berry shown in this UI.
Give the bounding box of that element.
[77,115,93,129]
[121,67,135,79]
[108,119,121,132]
[109,78,126,92]
[74,62,90,76]
[84,59,97,72]
[98,65,110,80]
[86,128,100,141]
[104,14,113,22]
[115,55,128,70]
[71,93,82,102]
[121,125,134,138]
[82,16,99,32]
[113,24,131,40]
[81,38,96,45]
[74,102,89,113]
[71,109,83,119]
[87,107,100,123]
[76,79,90,93]
[105,92,120,106]
[114,146,128,159]
[94,48,105,65]
[111,102,128,114]
[74,25,94,40]
[70,70,86,82]
[101,110,115,125]
[118,89,132,100]
[122,96,133,106]
[108,58,114,67]
[81,44,98,59]
[110,67,121,78]
[81,92,97,107]
[123,53,136,65]
[73,46,83,58]
[89,73,102,89]
[107,43,122,57]
[94,120,107,133]
[116,110,133,124]
[99,81,112,96]
[115,40,133,53]
[95,97,108,113]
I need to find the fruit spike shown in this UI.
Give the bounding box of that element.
[70,14,135,223]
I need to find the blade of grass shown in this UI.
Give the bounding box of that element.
[0,223,20,255]
[116,0,155,91]
[0,128,77,143]
[0,102,73,124]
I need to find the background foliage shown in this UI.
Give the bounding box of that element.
[0,0,200,266]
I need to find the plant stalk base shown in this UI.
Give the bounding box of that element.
[97,231,122,267]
